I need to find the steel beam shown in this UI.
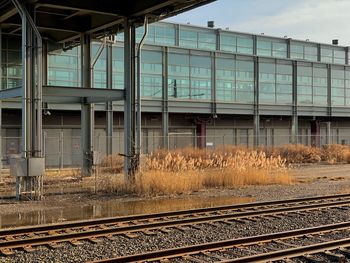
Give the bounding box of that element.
[0,27,2,173]
[42,85,124,103]
[81,34,94,176]
[162,47,169,149]
[136,16,149,169]
[106,42,113,156]
[253,57,260,147]
[124,19,136,179]
[0,87,22,99]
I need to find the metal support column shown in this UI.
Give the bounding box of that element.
[291,61,298,144]
[326,121,331,145]
[81,34,94,176]
[136,16,149,169]
[106,42,113,156]
[123,19,136,179]
[13,0,44,200]
[162,47,169,149]
[0,27,2,174]
[253,57,260,147]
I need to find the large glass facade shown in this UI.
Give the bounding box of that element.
[48,46,80,87]
[259,61,292,104]
[257,37,287,58]
[92,44,106,88]
[216,56,236,101]
[297,64,328,106]
[220,33,253,55]
[3,23,350,112]
[313,66,328,106]
[346,69,350,106]
[321,46,345,65]
[112,46,124,89]
[168,49,211,100]
[140,50,163,98]
[136,23,176,46]
[236,58,254,103]
[291,42,318,61]
[179,27,216,51]
[331,67,345,106]
[297,64,313,104]
[1,37,22,89]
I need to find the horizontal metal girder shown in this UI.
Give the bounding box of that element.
[0,87,22,99]
[42,85,125,103]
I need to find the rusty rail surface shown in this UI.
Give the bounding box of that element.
[1,193,350,256]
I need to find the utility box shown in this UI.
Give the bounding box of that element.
[10,157,45,177]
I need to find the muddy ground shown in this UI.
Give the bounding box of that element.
[0,164,350,228]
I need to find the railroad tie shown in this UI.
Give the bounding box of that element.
[105,234,116,241]
[302,254,325,263]
[4,235,15,241]
[123,232,139,239]
[69,239,84,246]
[323,250,346,263]
[338,247,350,257]
[201,251,227,261]
[159,228,171,234]
[88,237,103,244]
[173,226,190,232]
[182,254,207,263]
[142,230,157,236]
[0,248,14,256]
[231,218,247,224]
[22,245,36,253]
[47,242,63,249]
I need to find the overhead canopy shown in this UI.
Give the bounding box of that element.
[0,0,215,43]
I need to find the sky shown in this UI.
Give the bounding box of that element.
[166,0,350,46]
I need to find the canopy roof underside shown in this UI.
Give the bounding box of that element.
[0,0,215,43]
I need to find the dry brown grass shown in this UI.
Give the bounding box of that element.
[45,144,350,197]
[264,144,350,164]
[92,148,291,196]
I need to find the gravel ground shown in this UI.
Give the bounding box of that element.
[1,164,350,262]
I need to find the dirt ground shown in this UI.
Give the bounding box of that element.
[0,164,350,228]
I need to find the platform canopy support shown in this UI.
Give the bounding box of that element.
[12,0,44,200]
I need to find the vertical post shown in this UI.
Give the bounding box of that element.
[162,47,169,149]
[124,19,136,179]
[0,27,2,174]
[136,16,149,168]
[196,123,206,148]
[326,121,331,145]
[81,34,94,176]
[106,42,113,156]
[311,120,320,147]
[253,57,260,147]
[291,61,298,144]
[59,130,64,169]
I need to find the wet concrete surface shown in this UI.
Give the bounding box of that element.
[0,195,254,229]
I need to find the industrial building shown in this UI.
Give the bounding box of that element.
[1,7,350,170]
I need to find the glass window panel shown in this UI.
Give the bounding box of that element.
[220,34,236,52]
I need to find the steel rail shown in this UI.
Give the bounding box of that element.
[222,238,350,262]
[91,221,350,262]
[0,197,349,253]
[1,193,350,237]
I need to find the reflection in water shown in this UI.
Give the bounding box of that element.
[0,196,254,228]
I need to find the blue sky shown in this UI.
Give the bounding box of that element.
[166,0,350,46]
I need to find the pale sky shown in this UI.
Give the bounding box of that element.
[166,0,350,46]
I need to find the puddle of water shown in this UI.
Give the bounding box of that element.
[0,196,254,228]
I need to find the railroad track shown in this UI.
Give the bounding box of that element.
[92,221,350,262]
[1,193,350,257]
